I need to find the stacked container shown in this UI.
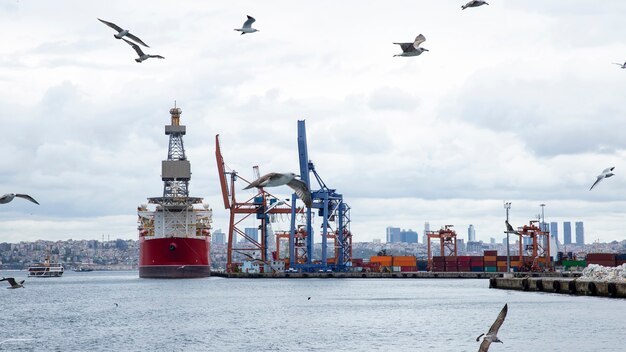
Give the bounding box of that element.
[445,256,458,272]
[617,253,626,266]
[432,256,446,272]
[470,256,484,272]
[457,256,471,272]
[484,250,497,272]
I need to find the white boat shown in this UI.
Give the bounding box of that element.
[28,256,64,277]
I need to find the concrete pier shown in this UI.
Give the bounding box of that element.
[490,277,626,298]
[211,271,578,279]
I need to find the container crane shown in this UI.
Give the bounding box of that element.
[289,120,352,272]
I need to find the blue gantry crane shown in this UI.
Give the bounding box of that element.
[289,120,352,272]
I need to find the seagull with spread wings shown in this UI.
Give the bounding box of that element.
[122,38,164,63]
[589,166,615,191]
[234,15,259,35]
[393,34,429,57]
[462,0,489,10]
[97,18,150,47]
[0,277,25,289]
[477,304,508,352]
[612,61,626,69]
[244,172,312,208]
[0,193,39,205]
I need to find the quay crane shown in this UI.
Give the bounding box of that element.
[426,225,457,271]
[215,135,304,273]
[289,120,352,272]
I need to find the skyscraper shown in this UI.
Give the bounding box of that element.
[575,222,584,245]
[386,226,401,243]
[468,224,476,242]
[563,222,572,245]
[244,227,258,243]
[401,229,418,244]
[550,222,558,243]
[212,229,225,246]
[423,222,430,244]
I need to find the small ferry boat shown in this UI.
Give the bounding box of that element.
[73,265,94,272]
[28,256,64,277]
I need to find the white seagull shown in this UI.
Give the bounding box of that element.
[234,15,259,35]
[0,193,39,205]
[589,166,615,191]
[476,304,508,352]
[244,172,312,207]
[393,34,429,57]
[462,0,489,10]
[122,38,164,63]
[97,18,150,47]
[612,61,626,69]
[0,277,25,289]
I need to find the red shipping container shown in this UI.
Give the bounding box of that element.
[401,266,418,272]
[484,261,497,267]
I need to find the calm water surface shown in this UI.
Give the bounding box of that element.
[1,270,624,351]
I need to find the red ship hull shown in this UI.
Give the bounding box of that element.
[139,237,211,278]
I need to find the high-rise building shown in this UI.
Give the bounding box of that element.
[244,227,258,243]
[386,226,401,243]
[212,229,225,246]
[468,224,476,242]
[423,222,430,244]
[401,229,418,244]
[550,222,559,243]
[575,222,584,245]
[563,222,572,245]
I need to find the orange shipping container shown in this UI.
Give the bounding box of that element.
[392,256,417,267]
[370,256,393,266]
[484,256,497,262]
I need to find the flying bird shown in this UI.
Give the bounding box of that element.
[1,277,25,289]
[0,193,39,205]
[244,172,312,208]
[612,61,626,69]
[476,304,507,352]
[393,34,429,57]
[234,15,259,35]
[97,18,150,47]
[589,166,615,191]
[462,0,489,10]
[505,220,515,233]
[122,38,164,63]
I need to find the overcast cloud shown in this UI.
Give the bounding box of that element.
[1,0,626,244]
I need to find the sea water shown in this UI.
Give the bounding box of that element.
[1,271,624,351]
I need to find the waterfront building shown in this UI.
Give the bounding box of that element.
[575,221,584,245]
[563,222,572,245]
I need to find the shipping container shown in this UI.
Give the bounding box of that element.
[370,256,393,266]
[484,266,497,272]
[401,266,418,272]
[484,256,497,262]
[393,256,417,267]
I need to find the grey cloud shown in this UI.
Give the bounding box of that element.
[368,87,419,112]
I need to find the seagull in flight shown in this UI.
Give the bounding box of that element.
[0,277,25,289]
[505,220,515,233]
[589,166,615,191]
[97,18,150,47]
[0,193,39,205]
[234,15,259,35]
[477,304,507,352]
[244,172,312,208]
[122,38,164,63]
[612,61,626,69]
[462,0,489,10]
[393,34,429,57]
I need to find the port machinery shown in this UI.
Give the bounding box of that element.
[215,120,353,273]
[426,225,457,271]
[511,220,551,271]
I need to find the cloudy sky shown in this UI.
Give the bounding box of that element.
[1,0,626,244]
